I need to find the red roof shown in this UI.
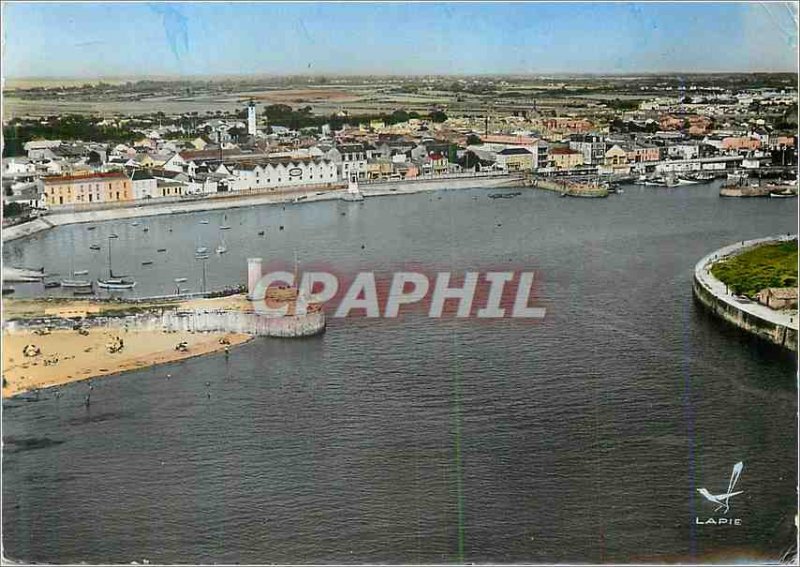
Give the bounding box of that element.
[43,172,128,184]
[549,147,579,155]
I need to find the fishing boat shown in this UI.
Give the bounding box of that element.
[62,279,92,288]
[97,278,136,290]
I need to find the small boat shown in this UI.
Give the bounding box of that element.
[73,270,89,276]
[216,236,227,255]
[196,246,208,254]
[131,221,139,227]
[2,286,15,295]
[61,279,93,288]
[219,225,231,230]
[143,226,149,232]
[44,282,61,289]
[257,230,265,236]
[89,244,101,251]
[770,191,797,198]
[174,277,188,283]
[195,253,209,260]
[87,226,96,231]
[199,220,209,225]
[73,288,94,296]
[97,278,136,290]
[157,248,167,252]
[141,261,154,266]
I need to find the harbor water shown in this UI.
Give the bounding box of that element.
[2,182,797,563]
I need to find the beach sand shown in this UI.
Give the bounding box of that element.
[2,327,251,398]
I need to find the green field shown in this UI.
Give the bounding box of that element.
[711,240,798,297]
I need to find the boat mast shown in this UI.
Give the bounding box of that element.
[108,235,113,278]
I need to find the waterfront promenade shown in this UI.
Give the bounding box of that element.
[693,234,798,351]
[2,173,518,243]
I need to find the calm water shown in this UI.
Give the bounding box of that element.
[2,183,797,564]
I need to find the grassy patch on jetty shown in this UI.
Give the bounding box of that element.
[711,241,798,297]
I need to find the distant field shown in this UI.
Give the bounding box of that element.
[250,88,361,103]
[711,240,798,297]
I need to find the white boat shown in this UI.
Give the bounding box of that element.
[63,235,91,287]
[196,246,208,254]
[99,234,136,290]
[174,277,188,283]
[61,279,92,288]
[216,236,227,255]
[131,221,139,227]
[97,278,136,290]
[199,220,209,225]
[219,225,231,230]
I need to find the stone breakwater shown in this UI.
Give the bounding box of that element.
[5,305,326,339]
[527,178,609,198]
[692,235,798,352]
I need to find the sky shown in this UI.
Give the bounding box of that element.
[2,2,798,78]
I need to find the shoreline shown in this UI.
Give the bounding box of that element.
[2,326,253,398]
[1,174,520,243]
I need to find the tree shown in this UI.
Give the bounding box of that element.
[3,202,23,217]
[430,110,448,123]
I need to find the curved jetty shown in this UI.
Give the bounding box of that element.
[692,235,798,352]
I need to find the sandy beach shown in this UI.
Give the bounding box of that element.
[2,327,251,398]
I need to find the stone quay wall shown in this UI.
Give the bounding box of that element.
[692,235,798,352]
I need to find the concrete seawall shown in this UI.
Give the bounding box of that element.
[529,178,609,198]
[692,235,798,352]
[5,306,326,339]
[2,174,519,243]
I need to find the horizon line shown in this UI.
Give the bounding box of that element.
[5,70,799,82]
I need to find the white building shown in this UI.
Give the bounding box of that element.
[129,170,157,200]
[225,159,339,191]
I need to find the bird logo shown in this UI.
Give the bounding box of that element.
[697,462,744,514]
